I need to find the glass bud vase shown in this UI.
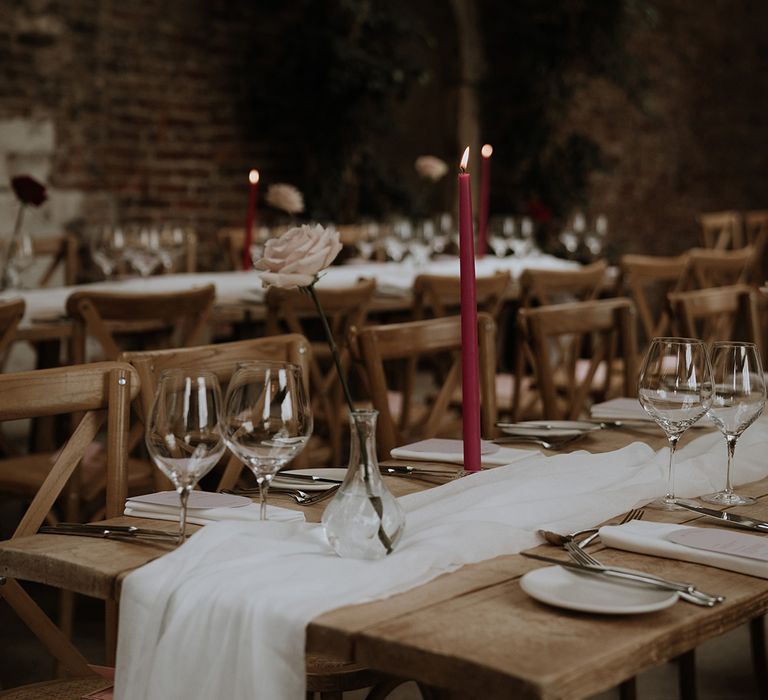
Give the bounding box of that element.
[322,409,405,559]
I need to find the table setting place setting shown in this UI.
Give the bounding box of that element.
[61,226,768,699]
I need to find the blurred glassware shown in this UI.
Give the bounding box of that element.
[5,232,34,288]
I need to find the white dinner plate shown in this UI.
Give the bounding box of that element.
[497,420,598,439]
[520,566,678,615]
[272,468,346,492]
[129,491,251,509]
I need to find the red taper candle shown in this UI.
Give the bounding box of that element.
[458,146,482,472]
[242,169,259,270]
[477,144,493,258]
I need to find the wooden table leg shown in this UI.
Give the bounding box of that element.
[751,616,768,700]
[677,649,697,700]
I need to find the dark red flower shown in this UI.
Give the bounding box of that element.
[11,175,47,207]
[525,198,552,224]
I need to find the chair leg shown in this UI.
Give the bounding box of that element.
[619,677,637,700]
[365,679,408,700]
[677,649,697,700]
[751,616,768,700]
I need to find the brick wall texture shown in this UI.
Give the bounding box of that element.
[0,0,766,259]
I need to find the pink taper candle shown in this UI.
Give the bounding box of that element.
[458,146,482,472]
[242,169,260,270]
[477,144,493,258]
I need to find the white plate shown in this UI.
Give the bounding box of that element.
[129,491,251,509]
[272,468,346,492]
[497,420,597,439]
[520,566,678,615]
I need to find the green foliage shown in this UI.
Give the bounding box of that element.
[478,0,654,218]
[245,0,430,221]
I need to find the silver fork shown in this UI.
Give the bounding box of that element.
[223,485,340,506]
[577,508,645,548]
[565,541,723,606]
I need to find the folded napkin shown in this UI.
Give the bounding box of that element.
[390,438,531,467]
[599,520,768,579]
[124,499,304,525]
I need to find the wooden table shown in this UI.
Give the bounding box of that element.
[3,427,767,699]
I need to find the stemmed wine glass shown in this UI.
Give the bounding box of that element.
[221,362,312,520]
[145,369,226,544]
[638,337,713,509]
[701,341,766,505]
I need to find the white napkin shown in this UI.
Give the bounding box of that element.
[124,500,304,525]
[599,520,768,579]
[390,438,532,467]
[591,397,650,421]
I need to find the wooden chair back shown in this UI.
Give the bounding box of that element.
[65,284,215,364]
[668,285,762,356]
[510,260,608,420]
[0,362,138,676]
[685,246,755,289]
[33,234,80,286]
[0,297,25,366]
[413,271,511,319]
[265,280,375,465]
[619,253,688,343]
[350,313,497,458]
[519,259,608,307]
[217,227,246,270]
[744,210,768,283]
[121,334,312,490]
[699,210,744,249]
[517,298,638,420]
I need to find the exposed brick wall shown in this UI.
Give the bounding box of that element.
[1,0,766,264]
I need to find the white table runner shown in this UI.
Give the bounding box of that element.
[115,420,768,699]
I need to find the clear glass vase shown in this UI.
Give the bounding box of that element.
[322,409,405,559]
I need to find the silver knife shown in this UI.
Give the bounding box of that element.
[521,551,723,605]
[40,524,180,542]
[673,500,768,532]
[42,523,176,537]
[381,466,458,477]
[274,473,343,484]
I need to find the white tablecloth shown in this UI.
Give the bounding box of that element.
[115,418,768,699]
[0,253,576,327]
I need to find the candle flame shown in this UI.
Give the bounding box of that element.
[460,147,470,172]
[249,169,260,184]
[481,144,493,158]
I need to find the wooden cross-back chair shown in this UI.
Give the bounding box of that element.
[65,284,216,365]
[265,280,376,466]
[120,334,312,492]
[685,246,755,289]
[0,362,137,696]
[619,253,688,345]
[699,210,744,250]
[412,271,511,320]
[668,285,762,356]
[33,234,80,287]
[511,260,609,421]
[517,298,638,420]
[217,227,246,271]
[350,313,497,459]
[0,296,24,366]
[744,210,768,283]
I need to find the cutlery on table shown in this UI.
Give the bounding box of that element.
[538,508,644,548]
[673,500,768,533]
[273,473,343,485]
[223,484,340,505]
[40,523,180,543]
[493,435,583,450]
[380,466,459,478]
[523,549,723,607]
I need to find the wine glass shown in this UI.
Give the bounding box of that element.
[638,337,713,509]
[701,341,766,505]
[221,362,312,520]
[145,369,226,544]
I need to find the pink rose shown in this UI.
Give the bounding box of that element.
[255,224,343,288]
[265,183,305,214]
[414,155,448,181]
